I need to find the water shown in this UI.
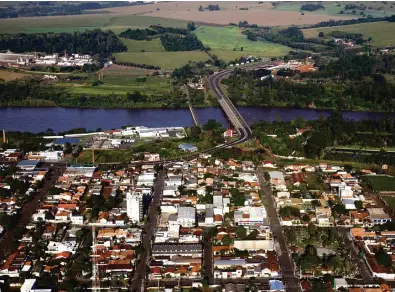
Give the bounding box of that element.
[0,107,393,133]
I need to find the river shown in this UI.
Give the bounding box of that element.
[0,107,393,133]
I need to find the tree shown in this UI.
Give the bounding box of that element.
[318,31,325,38]
[221,234,232,245]
[375,249,392,267]
[235,226,247,239]
[187,21,196,31]
[198,5,204,11]
[190,126,201,140]
[354,200,363,209]
[302,214,310,222]
[241,46,244,51]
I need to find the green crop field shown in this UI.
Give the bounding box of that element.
[120,38,165,52]
[303,22,395,48]
[194,26,290,61]
[366,175,395,192]
[61,75,171,96]
[274,1,395,18]
[0,14,188,34]
[113,51,210,70]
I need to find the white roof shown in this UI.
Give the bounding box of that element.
[234,240,274,251]
[21,279,36,292]
[178,207,196,220]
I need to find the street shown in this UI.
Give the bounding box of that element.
[0,164,65,262]
[131,169,165,292]
[257,169,299,292]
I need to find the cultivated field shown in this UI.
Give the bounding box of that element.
[0,14,189,34]
[194,26,290,61]
[0,1,358,34]
[303,22,395,48]
[113,51,210,70]
[274,1,395,18]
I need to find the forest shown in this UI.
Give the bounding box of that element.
[160,33,204,51]
[223,52,395,112]
[119,25,190,41]
[300,3,324,11]
[0,30,127,58]
[252,112,395,164]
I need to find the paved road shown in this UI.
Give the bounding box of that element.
[131,169,165,292]
[0,164,65,262]
[257,169,299,292]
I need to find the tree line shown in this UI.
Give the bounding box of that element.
[160,33,204,51]
[0,29,127,58]
[300,3,324,11]
[304,15,395,29]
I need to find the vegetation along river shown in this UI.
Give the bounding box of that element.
[0,107,394,133]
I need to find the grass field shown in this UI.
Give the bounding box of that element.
[120,38,165,52]
[113,51,210,70]
[0,14,189,34]
[274,1,395,18]
[194,26,290,61]
[382,196,395,213]
[0,69,28,81]
[61,75,170,96]
[303,22,395,48]
[366,175,395,192]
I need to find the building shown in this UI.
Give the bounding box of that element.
[126,192,143,223]
[152,244,202,257]
[367,208,392,225]
[177,207,196,227]
[17,160,40,171]
[178,143,198,152]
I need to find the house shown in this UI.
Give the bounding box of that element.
[144,153,160,162]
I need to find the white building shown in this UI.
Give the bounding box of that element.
[177,207,196,227]
[127,192,143,223]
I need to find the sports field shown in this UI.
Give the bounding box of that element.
[303,22,395,48]
[194,26,290,61]
[61,75,170,96]
[113,51,210,70]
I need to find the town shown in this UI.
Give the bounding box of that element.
[1,145,395,292]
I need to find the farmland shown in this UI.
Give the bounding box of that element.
[302,22,395,48]
[0,14,189,34]
[194,26,290,61]
[366,175,395,192]
[113,51,210,70]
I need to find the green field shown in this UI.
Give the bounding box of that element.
[382,196,395,213]
[274,1,394,18]
[120,38,165,52]
[303,22,395,48]
[366,175,395,192]
[0,14,189,34]
[61,75,171,96]
[194,26,290,61]
[113,51,210,70]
